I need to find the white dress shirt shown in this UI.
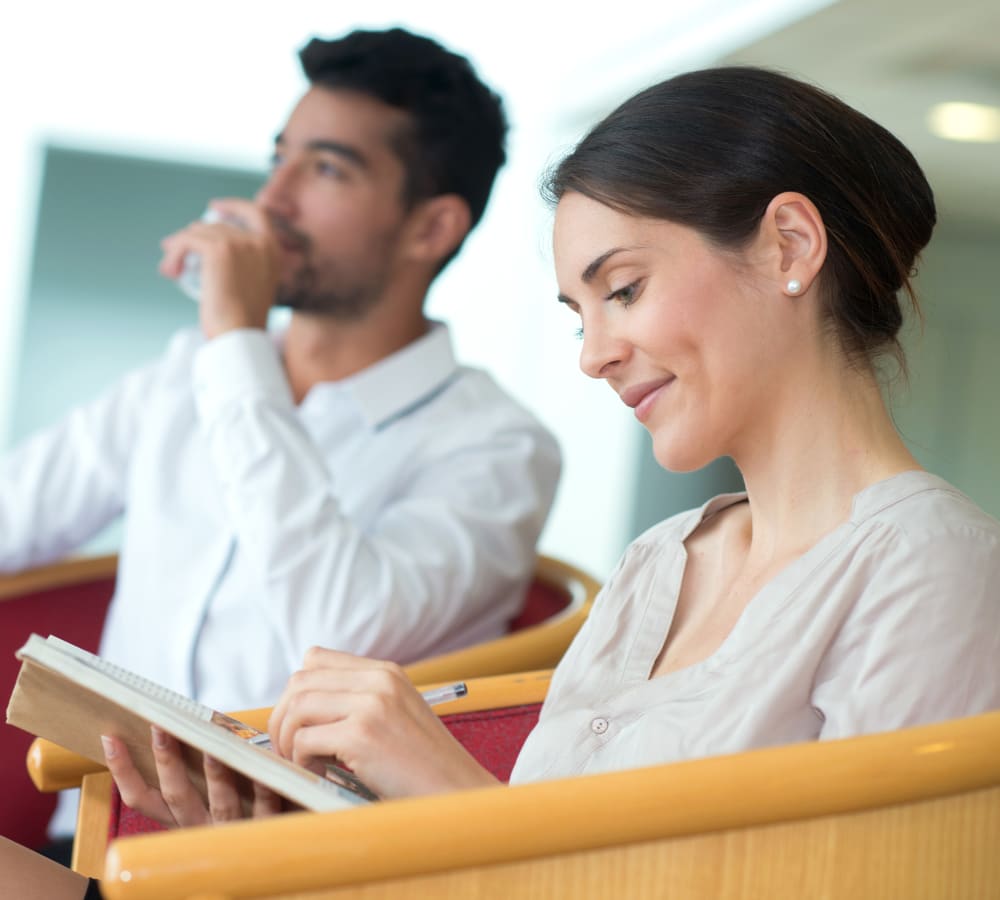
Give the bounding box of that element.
[1,323,561,711]
[510,471,1000,784]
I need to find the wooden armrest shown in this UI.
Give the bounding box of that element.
[403,609,589,684]
[0,554,118,601]
[98,710,1000,899]
[404,556,600,684]
[25,670,553,791]
[26,740,106,793]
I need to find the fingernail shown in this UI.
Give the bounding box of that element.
[100,735,116,759]
[204,755,220,770]
[151,726,168,748]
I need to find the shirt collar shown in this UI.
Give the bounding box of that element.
[680,490,749,541]
[677,470,952,541]
[306,321,460,430]
[849,469,953,523]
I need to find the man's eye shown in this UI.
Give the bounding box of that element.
[316,159,345,179]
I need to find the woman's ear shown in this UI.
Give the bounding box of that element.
[402,195,471,268]
[760,191,827,297]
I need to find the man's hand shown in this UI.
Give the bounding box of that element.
[101,730,282,829]
[159,198,282,340]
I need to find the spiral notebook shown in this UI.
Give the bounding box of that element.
[5,634,375,812]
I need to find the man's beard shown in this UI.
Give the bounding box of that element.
[270,217,397,321]
[275,264,383,321]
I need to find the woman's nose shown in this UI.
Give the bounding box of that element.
[578,318,629,380]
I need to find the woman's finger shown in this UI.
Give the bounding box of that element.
[251,781,284,819]
[287,719,349,770]
[269,683,359,761]
[149,727,210,828]
[102,734,176,827]
[269,658,412,758]
[300,645,360,671]
[203,755,244,823]
[268,668,353,759]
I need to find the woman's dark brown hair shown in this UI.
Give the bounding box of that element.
[545,66,936,371]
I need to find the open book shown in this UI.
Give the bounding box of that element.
[5,634,375,813]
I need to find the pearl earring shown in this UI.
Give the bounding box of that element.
[786,279,802,295]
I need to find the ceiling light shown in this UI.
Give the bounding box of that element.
[926,102,1000,143]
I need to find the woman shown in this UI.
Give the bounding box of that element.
[244,66,999,797]
[8,64,1000,898]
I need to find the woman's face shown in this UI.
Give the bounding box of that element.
[553,191,797,473]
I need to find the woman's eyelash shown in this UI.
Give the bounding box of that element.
[572,280,640,340]
[605,281,639,306]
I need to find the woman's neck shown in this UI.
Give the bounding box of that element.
[732,361,920,567]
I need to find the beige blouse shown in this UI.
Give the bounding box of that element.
[510,471,1000,784]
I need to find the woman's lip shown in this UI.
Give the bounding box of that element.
[635,382,672,422]
[622,379,674,423]
[621,379,673,409]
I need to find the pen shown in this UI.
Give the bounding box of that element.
[420,681,468,706]
[242,680,468,748]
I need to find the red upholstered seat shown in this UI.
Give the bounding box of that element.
[0,572,116,849]
[108,790,167,840]
[109,702,544,840]
[15,553,590,868]
[437,704,542,781]
[509,578,570,631]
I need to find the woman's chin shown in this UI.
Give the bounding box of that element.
[651,439,717,475]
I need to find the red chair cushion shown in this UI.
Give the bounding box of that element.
[438,703,542,781]
[109,702,543,840]
[509,577,569,631]
[109,791,167,840]
[0,576,116,849]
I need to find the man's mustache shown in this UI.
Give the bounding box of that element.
[269,215,310,254]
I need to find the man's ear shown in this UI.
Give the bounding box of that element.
[402,195,471,268]
[760,191,827,297]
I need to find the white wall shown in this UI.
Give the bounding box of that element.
[892,222,1000,517]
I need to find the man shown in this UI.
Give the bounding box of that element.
[1,28,560,844]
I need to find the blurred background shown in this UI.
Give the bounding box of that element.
[1,0,997,580]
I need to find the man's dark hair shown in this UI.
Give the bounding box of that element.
[300,28,508,246]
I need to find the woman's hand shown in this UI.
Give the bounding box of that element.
[268,648,500,799]
[102,647,500,826]
[101,730,282,829]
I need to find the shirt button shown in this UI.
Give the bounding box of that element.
[591,717,609,735]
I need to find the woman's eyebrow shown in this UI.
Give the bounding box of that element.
[581,248,626,283]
